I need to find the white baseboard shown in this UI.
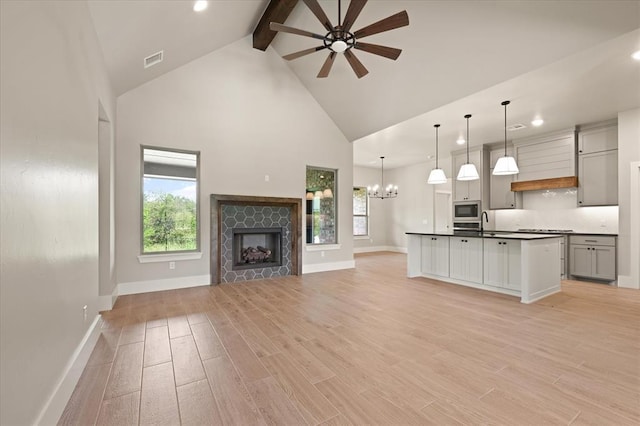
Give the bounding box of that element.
[354,245,407,254]
[35,315,103,426]
[118,274,211,296]
[97,285,118,311]
[303,260,356,274]
[617,275,639,289]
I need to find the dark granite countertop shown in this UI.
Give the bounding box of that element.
[406,231,564,240]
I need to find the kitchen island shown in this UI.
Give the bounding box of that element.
[406,231,563,303]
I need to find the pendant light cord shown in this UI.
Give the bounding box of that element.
[502,100,510,156]
[380,156,384,190]
[434,124,440,169]
[338,0,341,27]
[464,114,472,163]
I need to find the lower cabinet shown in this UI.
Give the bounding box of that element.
[483,239,521,290]
[421,236,449,277]
[449,237,482,283]
[569,235,616,281]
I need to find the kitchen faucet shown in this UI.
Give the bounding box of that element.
[481,211,489,232]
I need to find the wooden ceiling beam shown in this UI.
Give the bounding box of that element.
[253,0,299,51]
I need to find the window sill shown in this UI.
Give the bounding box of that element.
[138,252,203,263]
[353,236,370,240]
[306,244,341,252]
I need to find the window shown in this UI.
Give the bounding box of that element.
[353,187,368,236]
[305,166,337,244]
[141,147,199,253]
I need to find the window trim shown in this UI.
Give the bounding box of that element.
[306,165,338,245]
[140,145,201,255]
[353,186,369,237]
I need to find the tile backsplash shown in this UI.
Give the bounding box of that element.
[494,188,618,233]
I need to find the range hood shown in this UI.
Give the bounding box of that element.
[511,176,578,192]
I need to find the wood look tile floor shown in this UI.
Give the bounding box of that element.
[60,252,640,425]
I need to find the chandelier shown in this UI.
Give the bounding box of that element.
[367,156,398,199]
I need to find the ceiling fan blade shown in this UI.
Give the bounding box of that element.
[354,42,402,60]
[353,10,409,39]
[302,0,334,32]
[344,50,369,78]
[270,22,325,40]
[283,46,328,61]
[317,52,337,78]
[342,0,368,33]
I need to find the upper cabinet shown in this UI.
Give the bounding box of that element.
[452,146,489,203]
[513,130,576,182]
[577,122,618,207]
[489,146,522,209]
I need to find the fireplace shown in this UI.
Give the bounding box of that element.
[210,194,302,284]
[232,227,283,270]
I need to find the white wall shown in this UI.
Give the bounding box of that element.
[0,1,115,424]
[384,159,453,250]
[115,37,353,287]
[353,165,390,251]
[617,108,640,289]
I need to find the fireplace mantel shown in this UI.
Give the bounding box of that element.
[210,194,302,284]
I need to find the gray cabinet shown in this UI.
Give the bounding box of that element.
[489,147,521,209]
[569,235,616,281]
[449,237,482,282]
[483,239,521,290]
[577,124,618,207]
[421,236,449,277]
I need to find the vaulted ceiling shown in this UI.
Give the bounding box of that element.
[87,0,640,169]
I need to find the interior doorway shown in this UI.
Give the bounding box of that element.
[434,190,452,233]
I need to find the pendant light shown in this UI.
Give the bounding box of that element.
[427,124,447,184]
[456,114,479,181]
[493,100,520,175]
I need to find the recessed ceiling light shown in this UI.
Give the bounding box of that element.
[632,50,640,61]
[456,137,465,145]
[531,118,544,127]
[193,0,208,12]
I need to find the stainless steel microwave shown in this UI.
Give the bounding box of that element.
[453,200,481,221]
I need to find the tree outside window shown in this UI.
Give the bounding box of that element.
[353,187,368,236]
[305,166,337,244]
[141,147,199,253]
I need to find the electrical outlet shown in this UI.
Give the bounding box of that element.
[321,251,325,257]
[169,261,176,270]
[83,305,87,322]
[264,174,270,182]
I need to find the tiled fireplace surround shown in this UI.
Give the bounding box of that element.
[210,194,302,284]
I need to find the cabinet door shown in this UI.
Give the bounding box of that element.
[421,237,434,275]
[453,154,469,201]
[467,150,482,201]
[592,246,616,280]
[578,150,618,206]
[503,240,521,290]
[433,236,450,277]
[483,239,504,287]
[570,245,592,277]
[490,172,515,209]
[466,238,483,283]
[578,126,617,154]
[449,237,466,280]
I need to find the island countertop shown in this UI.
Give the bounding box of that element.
[405,231,563,240]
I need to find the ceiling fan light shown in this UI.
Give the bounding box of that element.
[427,168,447,184]
[332,40,348,53]
[493,156,520,175]
[457,163,479,181]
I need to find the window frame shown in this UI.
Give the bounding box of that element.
[305,165,338,245]
[140,145,201,255]
[353,186,369,237]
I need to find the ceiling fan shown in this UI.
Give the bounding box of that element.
[270,0,409,79]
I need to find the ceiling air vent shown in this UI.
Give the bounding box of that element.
[144,50,163,69]
[507,123,527,131]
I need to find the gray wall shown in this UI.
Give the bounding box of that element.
[115,37,354,287]
[0,1,115,424]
